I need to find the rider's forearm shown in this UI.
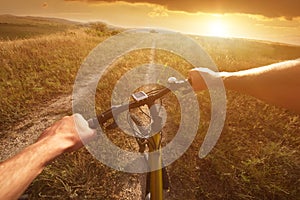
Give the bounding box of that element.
[0,139,64,200]
[0,114,95,200]
[222,60,300,113]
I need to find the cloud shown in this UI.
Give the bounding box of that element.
[148,5,168,18]
[64,0,300,19]
[42,2,48,8]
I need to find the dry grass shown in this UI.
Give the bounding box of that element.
[0,22,300,199]
[0,29,104,132]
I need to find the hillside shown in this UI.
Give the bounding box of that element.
[0,15,300,200]
[0,14,81,40]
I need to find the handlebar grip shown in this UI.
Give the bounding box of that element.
[87,118,98,129]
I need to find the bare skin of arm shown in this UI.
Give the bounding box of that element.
[0,114,96,200]
[189,59,300,113]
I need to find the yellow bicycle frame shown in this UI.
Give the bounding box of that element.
[148,133,163,200]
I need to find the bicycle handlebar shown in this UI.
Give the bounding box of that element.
[87,77,191,129]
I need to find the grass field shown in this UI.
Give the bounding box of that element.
[0,15,300,199]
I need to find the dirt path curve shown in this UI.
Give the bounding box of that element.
[0,94,72,161]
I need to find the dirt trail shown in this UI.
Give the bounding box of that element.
[0,94,72,161]
[0,93,174,199]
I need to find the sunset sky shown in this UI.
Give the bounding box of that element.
[0,0,299,45]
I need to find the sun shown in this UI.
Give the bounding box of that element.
[208,20,228,37]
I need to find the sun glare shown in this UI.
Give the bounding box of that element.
[208,20,228,37]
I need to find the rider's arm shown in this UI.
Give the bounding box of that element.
[189,59,300,113]
[0,114,95,200]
